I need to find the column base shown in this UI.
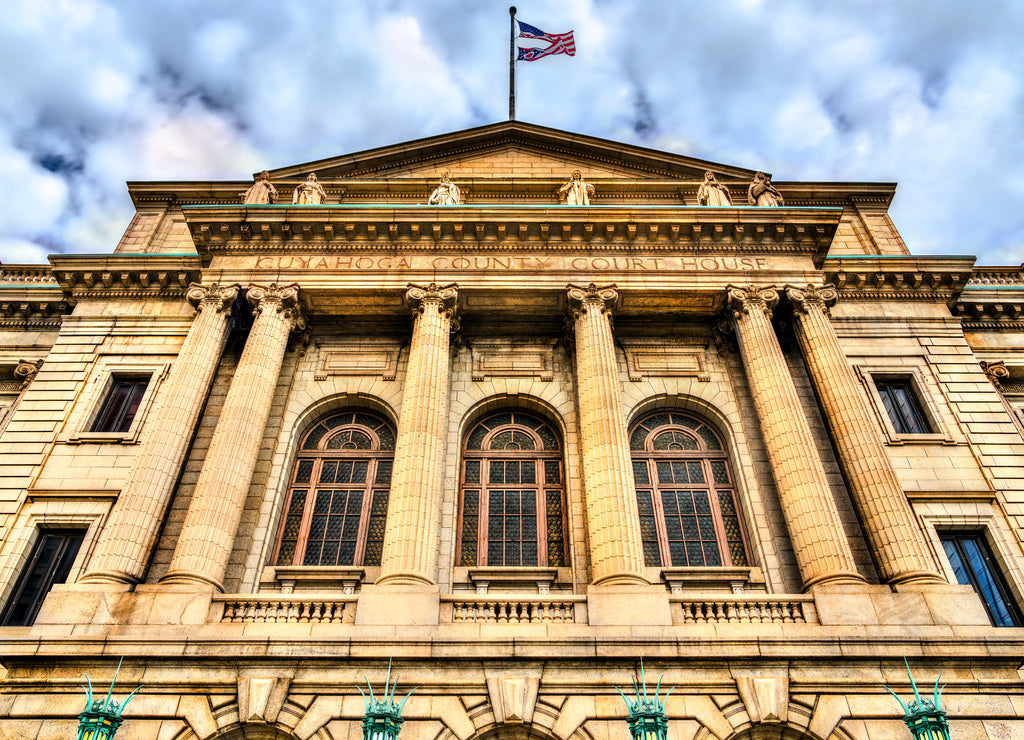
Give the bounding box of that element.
[158,569,224,592]
[888,570,948,588]
[802,571,867,591]
[587,582,672,626]
[356,582,440,626]
[77,569,139,588]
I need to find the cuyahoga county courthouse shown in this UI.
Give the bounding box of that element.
[1,121,1024,740]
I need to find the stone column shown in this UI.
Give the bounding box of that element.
[81,283,238,586]
[727,285,865,589]
[787,285,944,585]
[161,284,303,591]
[567,283,648,586]
[376,283,458,587]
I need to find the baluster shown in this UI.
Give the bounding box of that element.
[245,601,257,622]
[714,603,726,622]
[541,601,551,623]
[298,601,311,623]
[224,602,237,622]
[286,600,298,622]
[497,602,509,623]
[726,602,739,623]
[780,602,793,623]
[311,601,323,623]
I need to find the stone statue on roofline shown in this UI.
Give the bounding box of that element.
[292,172,327,205]
[558,169,595,205]
[747,171,784,207]
[428,170,461,205]
[241,170,279,205]
[697,171,732,206]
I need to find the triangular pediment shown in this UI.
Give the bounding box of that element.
[268,121,756,182]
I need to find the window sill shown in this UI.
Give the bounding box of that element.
[456,566,570,594]
[884,432,956,446]
[659,566,765,594]
[67,431,141,445]
[260,565,374,594]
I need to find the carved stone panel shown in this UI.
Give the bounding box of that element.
[315,339,402,381]
[619,340,710,382]
[470,340,554,382]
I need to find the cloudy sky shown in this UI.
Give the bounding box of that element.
[2,0,1023,265]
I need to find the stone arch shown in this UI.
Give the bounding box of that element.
[172,722,313,740]
[623,393,781,590]
[457,393,570,443]
[468,722,572,740]
[244,391,401,590]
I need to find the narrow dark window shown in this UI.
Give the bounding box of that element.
[457,411,567,567]
[941,533,1022,627]
[273,411,394,567]
[91,376,149,433]
[629,412,749,568]
[875,379,931,434]
[1,530,84,626]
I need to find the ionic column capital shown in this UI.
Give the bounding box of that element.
[567,283,618,319]
[406,282,458,319]
[787,284,838,317]
[247,283,305,330]
[727,284,779,319]
[187,282,239,314]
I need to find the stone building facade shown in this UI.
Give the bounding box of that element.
[0,122,1023,739]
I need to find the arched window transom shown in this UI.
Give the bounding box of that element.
[630,412,748,568]
[458,410,567,568]
[274,411,394,567]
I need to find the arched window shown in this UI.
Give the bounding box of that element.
[630,412,749,568]
[457,410,567,568]
[273,411,394,567]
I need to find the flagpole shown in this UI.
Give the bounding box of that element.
[509,6,517,120]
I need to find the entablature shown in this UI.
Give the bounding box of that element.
[48,254,203,302]
[823,255,976,304]
[182,204,842,268]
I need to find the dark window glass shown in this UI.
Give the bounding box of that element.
[274,411,394,567]
[630,412,749,568]
[941,533,1022,627]
[876,379,931,434]
[1,530,84,626]
[458,411,566,567]
[91,377,149,433]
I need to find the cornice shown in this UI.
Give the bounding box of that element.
[183,205,841,267]
[49,255,203,301]
[823,255,976,302]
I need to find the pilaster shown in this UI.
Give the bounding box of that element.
[160,283,303,591]
[787,284,944,585]
[727,284,865,589]
[375,283,458,588]
[81,282,239,586]
[567,283,648,587]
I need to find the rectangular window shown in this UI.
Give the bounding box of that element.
[90,376,149,433]
[941,533,1022,627]
[875,379,931,435]
[1,530,85,626]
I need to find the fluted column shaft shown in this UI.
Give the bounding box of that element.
[788,285,943,585]
[727,285,865,589]
[82,283,238,586]
[161,284,303,591]
[568,284,648,586]
[377,283,457,586]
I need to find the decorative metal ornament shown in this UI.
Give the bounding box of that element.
[358,659,416,740]
[77,657,140,740]
[616,659,674,740]
[885,658,951,740]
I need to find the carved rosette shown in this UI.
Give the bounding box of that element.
[727,285,779,319]
[567,283,618,319]
[247,283,306,331]
[787,284,838,317]
[981,360,1010,390]
[406,282,458,322]
[187,282,240,314]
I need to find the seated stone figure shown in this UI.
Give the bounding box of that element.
[428,170,461,205]
[747,171,784,207]
[293,173,327,205]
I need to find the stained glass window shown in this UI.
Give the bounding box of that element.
[458,410,567,567]
[274,411,395,567]
[629,412,749,568]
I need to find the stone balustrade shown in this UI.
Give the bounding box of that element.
[215,595,357,624]
[444,596,584,624]
[671,596,817,625]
